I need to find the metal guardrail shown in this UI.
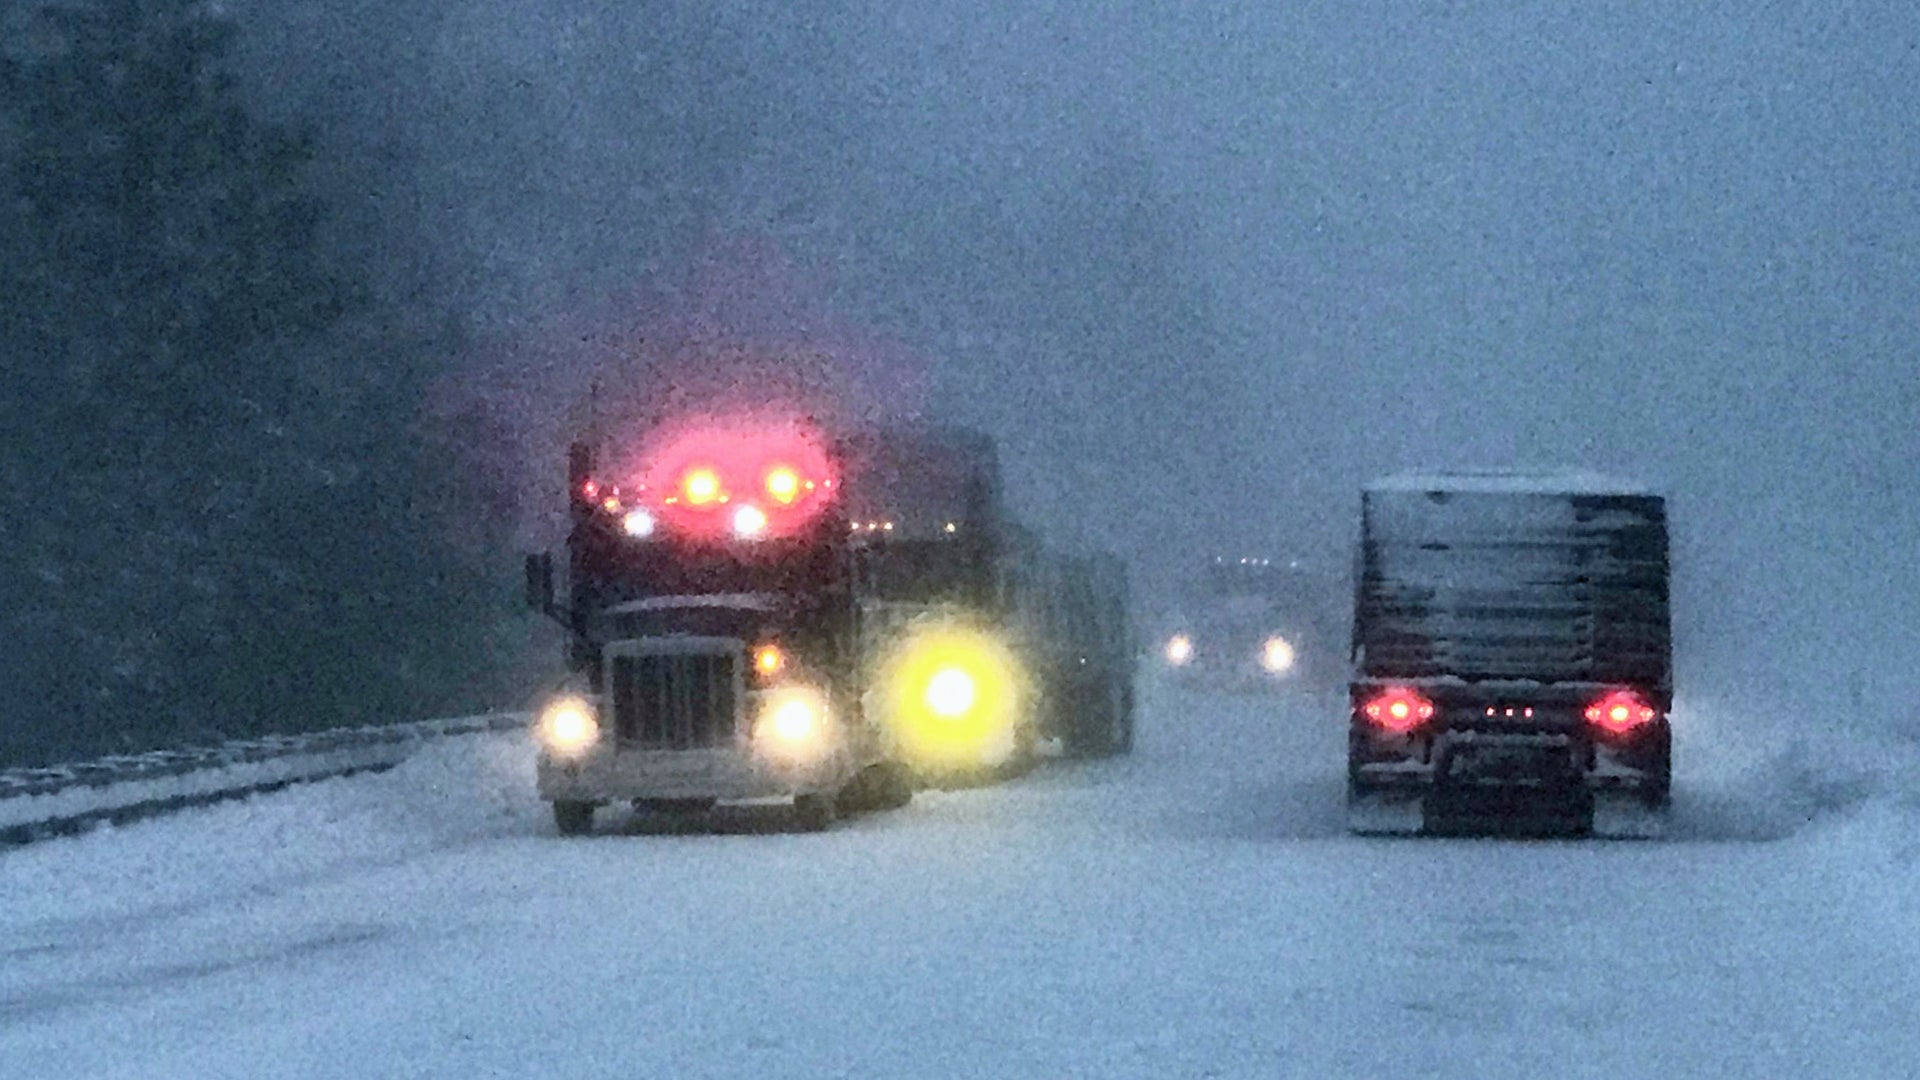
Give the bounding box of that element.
[0,713,529,845]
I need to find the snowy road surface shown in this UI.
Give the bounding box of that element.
[4,683,1918,1079]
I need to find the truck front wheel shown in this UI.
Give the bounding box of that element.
[552,801,595,836]
[793,792,838,832]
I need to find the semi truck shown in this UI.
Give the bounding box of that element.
[1346,470,1672,837]
[524,417,1129,832]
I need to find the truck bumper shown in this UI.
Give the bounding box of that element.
[1349,726,1669,838]
[1347,778,1666,838]
[537,746,854,805]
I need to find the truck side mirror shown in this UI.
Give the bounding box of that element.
[525,552,554,611]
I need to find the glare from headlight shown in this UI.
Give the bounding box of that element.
[538,695,599,756]
[622,509,656,537]
[875,622,1027,770]
[1165,634,1193,666]
[924,667,977,718]
[754,686,832,763]
[1261,636,1295,674]
[771,697,817,741]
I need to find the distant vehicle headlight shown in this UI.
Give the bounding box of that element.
[622,509,656,538]
[1165,634,1194,666]
[537,695,600,757]
[1260,636,1295,674]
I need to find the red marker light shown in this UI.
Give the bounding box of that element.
[1361,688,1435,734]
[635,421,838,540]
[1585,690,1658,735]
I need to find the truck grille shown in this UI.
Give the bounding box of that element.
[610,651,739,749]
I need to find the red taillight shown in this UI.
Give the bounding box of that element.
[1585,690,1658,735]
[1360,688,1435,733]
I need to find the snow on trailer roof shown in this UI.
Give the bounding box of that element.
[1365,468,1658,497]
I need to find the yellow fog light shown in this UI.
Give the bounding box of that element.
[924,667,977,718]
[537,695,600,757]
[876,622,1027,770]
[1261,636,1295,674]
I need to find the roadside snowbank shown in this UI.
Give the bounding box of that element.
[0,732,541,931]
[1673,694,1920,841]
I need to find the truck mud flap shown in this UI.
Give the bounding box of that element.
[1346,787,1423,836]
[1590,794,1668,840]
[1421,784,1594,838]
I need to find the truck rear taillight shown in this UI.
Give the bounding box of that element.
[1361,688,1434,733]
[1585,690,1657,735]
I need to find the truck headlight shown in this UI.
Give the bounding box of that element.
[537,695,600,757]
[754,686,832,762]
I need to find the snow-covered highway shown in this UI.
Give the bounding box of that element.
[4,683,1917,1079]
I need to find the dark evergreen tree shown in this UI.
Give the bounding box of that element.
[0,0,507,765]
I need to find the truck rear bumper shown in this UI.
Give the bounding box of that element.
[538,747,853,804]
[1348,773,1667,838]
[1350,726,1668,838]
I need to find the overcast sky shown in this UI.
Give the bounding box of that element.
[270,0,1918,713]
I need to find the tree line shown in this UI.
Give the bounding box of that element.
[0,0,516,766]
[0,0,1244,766]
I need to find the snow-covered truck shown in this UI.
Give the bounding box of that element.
[1346,470,1672,837]
[524,419,1045,833]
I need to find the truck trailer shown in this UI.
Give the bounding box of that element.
[1346,470,1672,837]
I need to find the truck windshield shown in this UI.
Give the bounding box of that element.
[856,541,993,606]
[574,534,845,611]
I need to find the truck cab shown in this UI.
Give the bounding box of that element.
[527,425,904,834]
[1346,470,1673,837]
[527,421,1053,833]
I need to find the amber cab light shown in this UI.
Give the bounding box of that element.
[1361,688,1435,734]
[753,644,785,680]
